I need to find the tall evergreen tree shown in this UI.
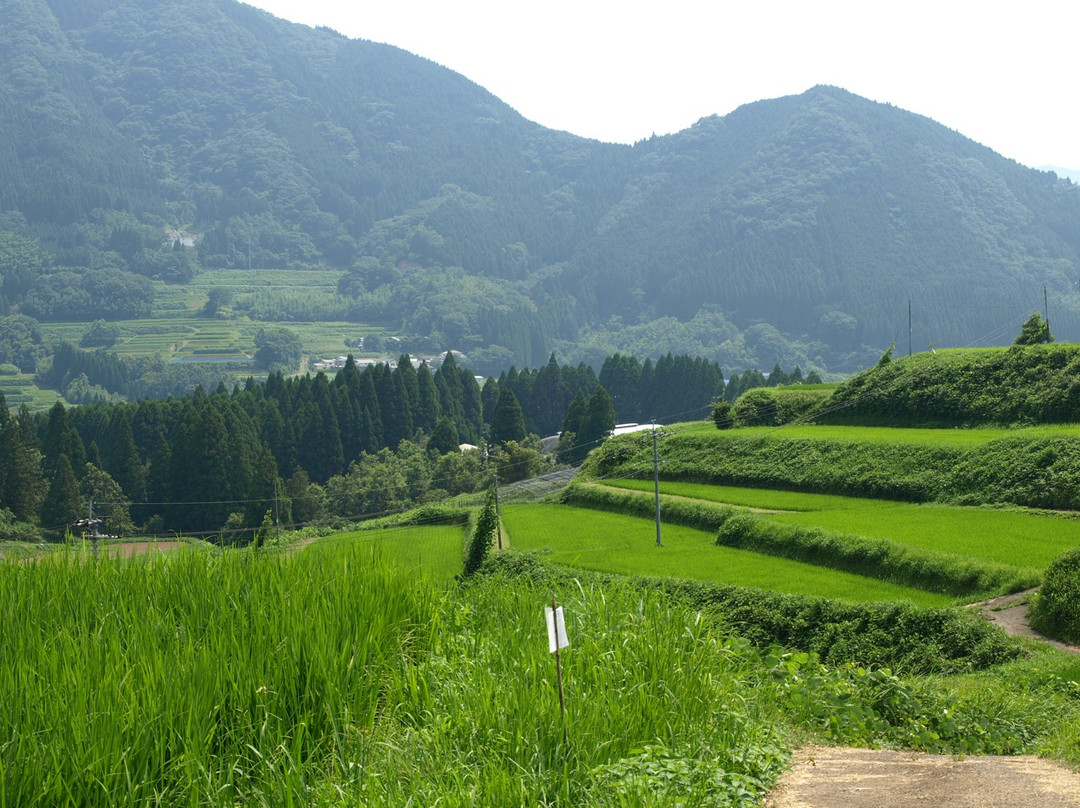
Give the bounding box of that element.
[427,416,460,456]
[460,366,484,444]
[573,385,616,464]
[165,392,238,532]
[481,376,500,425]
[0,408,42,522]
[41,402,85,480]
[106,410,146,501]
[489,388,527,446]
[415,361,442,434]
[557,389,589,464]
[40,454,82,532]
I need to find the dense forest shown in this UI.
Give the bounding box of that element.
[1,0,1079,374]
[0,350,770,539]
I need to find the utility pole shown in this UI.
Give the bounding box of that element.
[908,300,912,358]
[273,479,280,543]
[653,422,662,547]
[1044,286,1050,332]
[494,472,502,550]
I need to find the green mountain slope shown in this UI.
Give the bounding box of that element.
[1,0,1079,373]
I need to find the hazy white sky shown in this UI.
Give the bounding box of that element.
[245,0,1079,170]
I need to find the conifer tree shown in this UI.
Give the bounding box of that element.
[40,454,82,532]
[427,416,460,456]
[489,388,527,446]
[571,385,616,464]
[481,376,500,424]
[107,410,146,501]
[415,361,442,433]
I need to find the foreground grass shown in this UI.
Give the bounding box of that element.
[2,538,1078,806]
[501,503,953,607]
[0,544,438,807]
[0,544,792,807]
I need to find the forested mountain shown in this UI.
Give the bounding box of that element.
[2,0,1080,372]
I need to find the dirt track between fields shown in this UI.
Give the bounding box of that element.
[764,745,1080,808]
[765,590,1080,807]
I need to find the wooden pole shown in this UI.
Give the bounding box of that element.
[552,596,568,745]
[653,423,662,547]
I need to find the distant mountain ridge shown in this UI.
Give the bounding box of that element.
[1039,166,1080,184]
[1,0,1079,374]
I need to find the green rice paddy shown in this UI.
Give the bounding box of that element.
[309,523,466,584]
[501,503,953,606]
[601,479,1080,571]
[675,421,1080,446]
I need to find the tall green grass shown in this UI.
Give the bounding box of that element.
[309,522,467,584]
[4,538,1078,806]
[0,545,437,807]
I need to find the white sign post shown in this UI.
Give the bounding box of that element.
[546,598,569,745]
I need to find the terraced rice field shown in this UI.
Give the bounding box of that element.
[501,503,953,606]
[602,479,1080,571]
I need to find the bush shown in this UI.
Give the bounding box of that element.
[464,488,498,575]
[1030,547,1080,644]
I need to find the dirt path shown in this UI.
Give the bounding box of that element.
[971,588,1080,654]
[765,589,1080,806]
[765,745,1080,808]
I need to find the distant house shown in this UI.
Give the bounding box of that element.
[612,423,654,436]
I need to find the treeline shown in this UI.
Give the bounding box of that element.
[1,349,736,539]
[37,340,240,404]
[1,352,500,538]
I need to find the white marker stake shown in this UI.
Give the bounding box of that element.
[546,604,569,653]
[546,598,569,745]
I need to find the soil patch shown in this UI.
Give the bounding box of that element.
[972,588,1080,654]
[765,745,1080,808]
[103,541,186,558]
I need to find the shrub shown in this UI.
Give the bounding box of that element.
[1030,547,1080,644]
[464,488,498,575]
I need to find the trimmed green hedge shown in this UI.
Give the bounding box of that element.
[715,512,1037,598]
[478,552,1025,675]
[560,482,736,533]
[732,387,832,427]
[582,428,1080,510]
[1029,547,1080,644]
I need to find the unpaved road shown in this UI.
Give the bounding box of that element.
[765,592,1080,807]
[765,745,1080,808]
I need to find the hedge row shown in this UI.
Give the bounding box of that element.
[715,512,1038,598]
[823,345,1080,427]
[1029,547,1080,644]
[583,429,1080,510]
[477,552,1025,675]
[563,484,1036,598]
[560,482,736,533]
